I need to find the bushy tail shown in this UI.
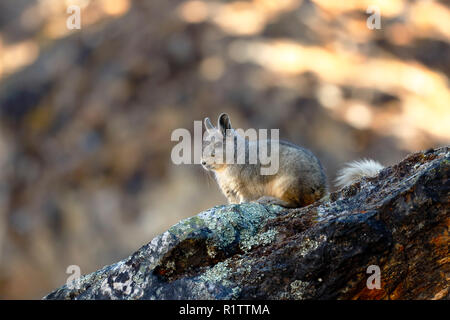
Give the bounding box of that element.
[335,159,384,188]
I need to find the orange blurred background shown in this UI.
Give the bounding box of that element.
[0,0,449,299]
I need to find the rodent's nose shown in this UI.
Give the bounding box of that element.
[201,161,206,165]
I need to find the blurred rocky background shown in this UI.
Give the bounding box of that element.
[0,0,449,299]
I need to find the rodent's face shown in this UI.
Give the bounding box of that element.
[201,114,234,172]
[201,130,227,172]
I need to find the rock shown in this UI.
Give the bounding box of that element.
[44,147,449,300]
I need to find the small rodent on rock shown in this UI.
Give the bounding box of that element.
[201,113,384,208]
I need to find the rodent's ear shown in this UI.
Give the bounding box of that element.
[204,117,215,131]
[218,113,232,135]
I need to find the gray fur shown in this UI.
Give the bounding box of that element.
[201,114,328,208]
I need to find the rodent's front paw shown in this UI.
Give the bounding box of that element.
[254,196,294,208]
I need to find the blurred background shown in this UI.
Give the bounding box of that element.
[0,0,449,299]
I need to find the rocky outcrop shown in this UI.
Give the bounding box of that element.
[44,147,449,300]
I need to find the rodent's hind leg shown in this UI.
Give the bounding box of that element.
[254,196,297,208]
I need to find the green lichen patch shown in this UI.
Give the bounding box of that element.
[240,229,278,252]
[290,280,309,299]
[151,203,286,282]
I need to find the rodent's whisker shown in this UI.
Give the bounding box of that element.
[202,168,212,188]
[206,170,214,187]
